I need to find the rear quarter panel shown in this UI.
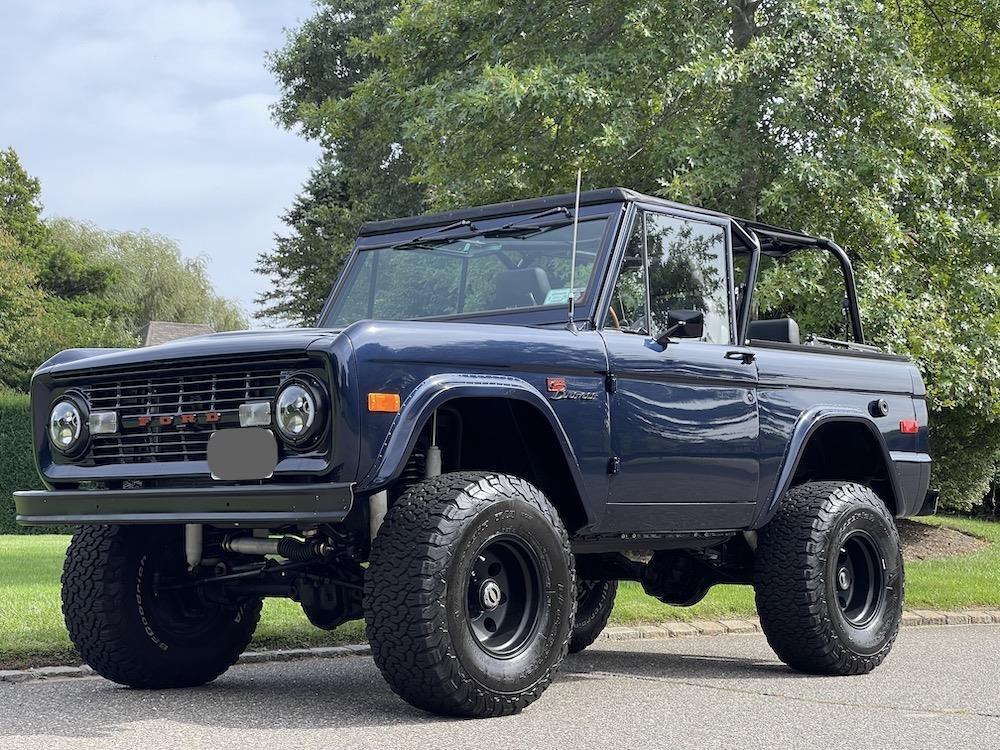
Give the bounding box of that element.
[752,343,929,525]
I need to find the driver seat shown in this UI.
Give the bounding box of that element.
[493,268,551,309]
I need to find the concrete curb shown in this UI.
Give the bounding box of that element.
[3,608,998,685]
[600,608,1000,642]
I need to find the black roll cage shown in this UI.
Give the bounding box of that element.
[732,218,865,346]
[344,187,867,345]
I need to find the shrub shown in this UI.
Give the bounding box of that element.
[929,410,1000,514]
[0,391,46,534]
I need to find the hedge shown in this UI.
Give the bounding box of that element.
[0,391,45,534]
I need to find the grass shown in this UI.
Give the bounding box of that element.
[1,515,998,669]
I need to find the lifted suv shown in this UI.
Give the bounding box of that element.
[17,188,934,717]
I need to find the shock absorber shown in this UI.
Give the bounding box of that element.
[425,409,442,478]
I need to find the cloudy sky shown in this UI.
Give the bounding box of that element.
[0,0,321,323]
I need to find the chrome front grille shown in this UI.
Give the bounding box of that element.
[69,356,309,465]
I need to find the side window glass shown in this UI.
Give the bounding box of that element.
[644,214,731,344]
[608,219,649,333]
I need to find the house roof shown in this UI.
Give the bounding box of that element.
[140,321,215,347]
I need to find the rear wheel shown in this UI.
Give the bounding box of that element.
[62,525,261,688]
[754,482,903,675]
[569,580,617,653]
[364,472,575,718]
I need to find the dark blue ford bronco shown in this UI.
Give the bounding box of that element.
[16,188,935,717]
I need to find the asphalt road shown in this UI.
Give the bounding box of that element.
[1,625,997,750]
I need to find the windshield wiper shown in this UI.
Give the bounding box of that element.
[483,207,574,238]
[390,206,574,250]
[390,220,478,250]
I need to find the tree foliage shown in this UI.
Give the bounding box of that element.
[266,0,1000,510]
[256,1,423,325]
[0,148,246,391]
[48,220,247,336]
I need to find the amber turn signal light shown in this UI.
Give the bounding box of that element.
[368,392,401,413]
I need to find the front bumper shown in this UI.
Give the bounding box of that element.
[14,482,354,526]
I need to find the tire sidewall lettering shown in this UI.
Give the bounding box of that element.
[135,552,168,652]
[824,500,902,656]
[445,494,572,692]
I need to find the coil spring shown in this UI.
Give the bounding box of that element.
[401,449,426,487]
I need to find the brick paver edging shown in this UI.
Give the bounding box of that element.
[2,609,997,685]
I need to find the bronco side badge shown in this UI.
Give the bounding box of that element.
[546,377,597,401]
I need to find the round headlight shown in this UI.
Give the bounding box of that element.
[275,382,317,441]
[49,399,84,453]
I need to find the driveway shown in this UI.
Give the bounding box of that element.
[1,625,996,750]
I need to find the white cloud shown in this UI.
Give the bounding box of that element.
[0,0,320,322]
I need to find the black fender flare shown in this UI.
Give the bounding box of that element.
[358,372,592,516]
[759,406,904,524]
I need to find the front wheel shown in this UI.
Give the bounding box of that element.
[364,473,575,718]
[754,482,903,675]
[62,525,261,688]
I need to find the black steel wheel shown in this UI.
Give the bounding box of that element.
[755,481,903,675]
[569,579,617,654]
[365,472,575,718]
[465,537,542,658]
[834,529,885,627]
[62,525,261,688]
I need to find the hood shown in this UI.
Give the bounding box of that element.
[37,328,342,377]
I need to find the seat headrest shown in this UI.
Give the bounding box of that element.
[748,318,800,345]
[493,267,551,309]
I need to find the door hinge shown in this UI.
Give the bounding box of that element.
[605,373,618,393]
[607,456,621,475]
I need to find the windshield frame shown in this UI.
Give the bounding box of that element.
[317,201,626,328]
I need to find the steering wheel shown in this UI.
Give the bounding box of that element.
[608,306,621,330]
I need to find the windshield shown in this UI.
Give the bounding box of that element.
[323,217,609,325]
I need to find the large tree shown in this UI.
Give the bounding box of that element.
[256,1,423,326]
[265,0,1000,509]
[0,149,246,391]
[0,148,133,389]
[48,220,247,335]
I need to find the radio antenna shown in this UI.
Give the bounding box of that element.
[566,168,582,333]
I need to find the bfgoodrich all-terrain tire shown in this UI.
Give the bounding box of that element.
[569,580,617,654]
[364,472,575,718]
[754,482,903,675]
[62,525,261,688]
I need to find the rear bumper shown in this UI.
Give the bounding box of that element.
[917,490,939,517]
[889,451,932,517]
[14,482,354,526]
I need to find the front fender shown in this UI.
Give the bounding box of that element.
[358,373,590,506]
[762,407,904,522]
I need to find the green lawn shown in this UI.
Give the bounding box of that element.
[1,515,998,669]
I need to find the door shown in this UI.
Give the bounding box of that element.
[599,208,760,532]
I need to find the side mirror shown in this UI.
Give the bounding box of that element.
[655,309,704,346]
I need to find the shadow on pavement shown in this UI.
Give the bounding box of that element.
[0,643,806,739]
[563,643,804,682]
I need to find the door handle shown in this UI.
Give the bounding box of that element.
[725,350,756,365]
